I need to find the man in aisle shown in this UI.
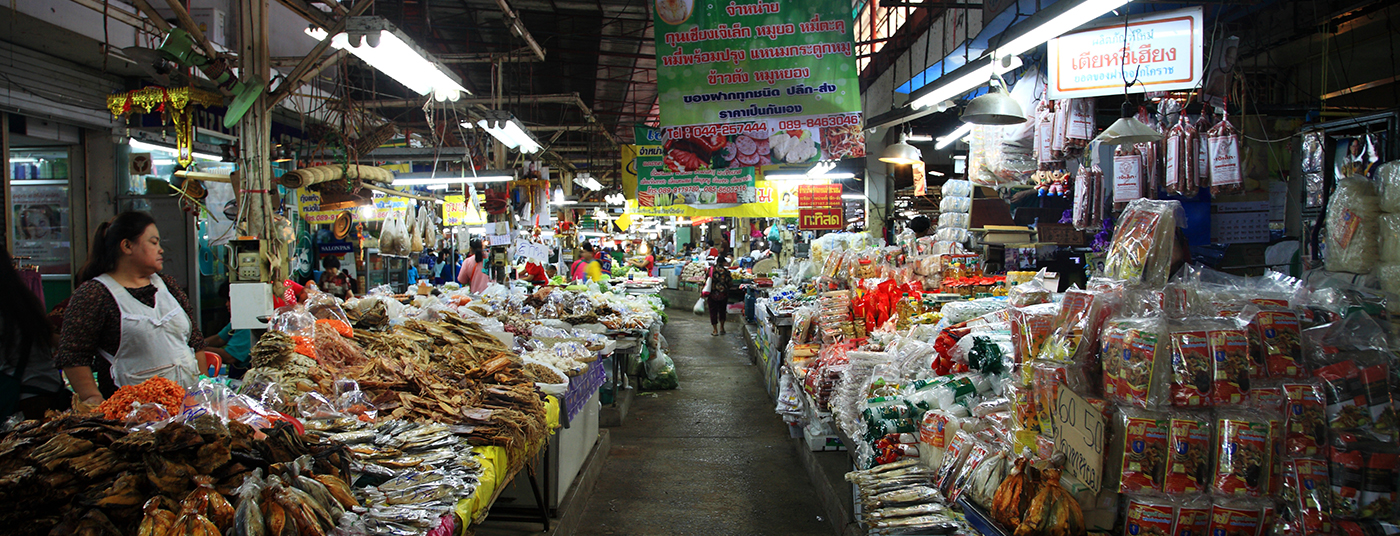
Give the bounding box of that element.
[205,283,251,378]
[908,215,932,238]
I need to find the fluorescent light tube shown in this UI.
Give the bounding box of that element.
[842,193,865,200]
[308,20,468,101]
[997,0,1132,58]
[904,134,934,142]
[936,123,974,150]
[911,56,1022,110]
[394,176,512,186]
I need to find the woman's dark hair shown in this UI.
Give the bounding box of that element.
[715,255,729,268]
[908,215,932,235]
[582,242,596,253]
[76,211,157,284]
[322,256,341,270]
[0,244,53,368]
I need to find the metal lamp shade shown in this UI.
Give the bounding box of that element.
[879,141,923,165]
[960,89,1027,125]
[1096,116,1164,145]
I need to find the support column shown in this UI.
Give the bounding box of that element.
[237,0,277,284]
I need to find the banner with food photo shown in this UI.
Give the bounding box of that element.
[652,0,862,129]
[624,179,794,218]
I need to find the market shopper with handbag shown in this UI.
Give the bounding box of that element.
[56,211,205,405]
[704,256,734,336]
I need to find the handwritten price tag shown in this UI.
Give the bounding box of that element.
[1052,387,1105,494]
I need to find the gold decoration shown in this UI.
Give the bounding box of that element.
[107,87,224,166]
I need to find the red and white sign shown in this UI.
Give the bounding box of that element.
[1047,7,1204,99]
[799,208,843,230]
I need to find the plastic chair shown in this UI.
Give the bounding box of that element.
[203,351,222,376]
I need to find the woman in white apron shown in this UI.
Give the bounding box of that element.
[55,212,204,406]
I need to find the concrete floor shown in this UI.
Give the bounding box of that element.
[570,311,832,536]
[475,310,833,536]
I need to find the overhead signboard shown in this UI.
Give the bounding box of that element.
[297,188,414,225]
[798,208,842,230]
[653,0,863,129]
[1047,7,1204,99]
[797,183,840,209]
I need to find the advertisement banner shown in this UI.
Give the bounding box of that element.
[797,183,840,209]
[799,208,842,230]
[443,194,487,226]
[625,179,799,218]
[653,0,862,129]
[1047,7,1204,99]
[10,183,70,274]
[297,188,414,225]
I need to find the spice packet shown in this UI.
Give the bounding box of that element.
[1102,317,1168,408]
[1213,410,1271,497]
[1163,411,1212,494]
[1284,381,1328,457]
[1169,324,1213,407]
[1123,494,1175,536]
[1115,407,1169,493]
[1210,325,1253,405]
[1282,458,1333,535]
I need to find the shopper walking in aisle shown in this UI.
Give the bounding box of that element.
[570,242,604,282]
[457,238,492,293]
[0,244,69,420]
[704,256,734,336]
[57,211,205,405]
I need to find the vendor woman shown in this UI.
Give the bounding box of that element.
[56,211,205,405]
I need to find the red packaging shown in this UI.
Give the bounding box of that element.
[1169,329,1212,406]
[1210,328,1252,405]
[1331,441,1365,518]
[1207,503,1262,536]
[1254,309,1304,378]
[1360,363,1395,441]
[1213,412,1270,496]
[1246,382,1285,413]
[1316,360,1372,432]
[1102,319,1166,408]
[1361,452,1398,519]
[1123,496,1175,536]
[1266,415,1284,496]
[1173,502,1211,536]
[1284,458,1333,535]
[1284,382,1327,457]
[1164,412,1212,494]
[1117,409,1169,493]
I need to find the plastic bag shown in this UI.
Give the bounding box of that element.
[1207,500,1265,536]
[1213,409,1271,497]
[1281,457,1333,535]
[1283,381,1328,457]
[1242,304,1306,379]
[1010,303,1057,365]
[124,401,173,431]
[1326,177,1381,274]
[1379,161,1400,213]
[1123,495,1176,536]
[939,196,972,213]
[1167,319,1213,406]
[641,351,678,390]
[1207,114,1244,195]
[1104,198,1182,287]
[1111,407,1169,493]
[693,298,705,315]
[1163,410,1212,494]
[1101,316,1169,408]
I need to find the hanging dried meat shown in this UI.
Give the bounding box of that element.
[1208,113,1244,195]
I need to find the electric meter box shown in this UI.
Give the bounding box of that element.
[230,283,271,330]
[229,239,266,283]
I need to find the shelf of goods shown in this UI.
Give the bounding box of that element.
[0,280,665,536]
[763,207,1400,536]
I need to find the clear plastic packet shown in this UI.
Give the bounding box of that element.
[965,448,1008,510]
[1007,269,1054,307]
[939,195,972,213]
[1123,494,1176,536]
[1172,495,1212,536]
[949,439,1000,504]
[1103,198,1182,288]
[1206,114,1244,195]
[1280,457,1333,536]
[1213,409,1271,497]
[939,434,986,498]
[933,430,975,491]
[225,394,277,429]
[1209,320,1254,405]
[296,391,343,420]
[1038,284,1120,366]
[1163,410,1212,494]
[178,379,231,423]
[124,401,173,431]
[236,369,287,412]
[1207,499,1266,536]
[918,409,964,469]
[1111,407,1169,493]
[937,213,970,229]
[335,389,379,422]
[1326,177,1382,275]
[1283,381,1328,457]
[1010,303,1058,366]
[1168,319,1214,406]
[1101,316,1169,408]
[1380,161,1400,212]
[270,304,317,336]
[1240,303,1306,379]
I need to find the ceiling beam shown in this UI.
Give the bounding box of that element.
[437,49,542,63]
[490,0,547,61]
[273,0,333,30]
[268,0,375,107]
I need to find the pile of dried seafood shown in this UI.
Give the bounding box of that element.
[0,414,352,536]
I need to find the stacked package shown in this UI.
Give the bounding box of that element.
[938,179,974,245]
[1375,162,1400,293]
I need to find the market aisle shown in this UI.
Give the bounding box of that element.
[573,311,833,536]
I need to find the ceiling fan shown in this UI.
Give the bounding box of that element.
[122,28,264,128]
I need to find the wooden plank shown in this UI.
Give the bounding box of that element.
[360,183,442,204]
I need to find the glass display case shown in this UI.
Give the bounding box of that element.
[10,148,72,276]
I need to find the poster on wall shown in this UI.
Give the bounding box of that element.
[653,0,862,129]
[297,188,415,225]
[1046,7,1204,99]
[10,183,70,274]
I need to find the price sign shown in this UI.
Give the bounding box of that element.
[1052,387,1105,494]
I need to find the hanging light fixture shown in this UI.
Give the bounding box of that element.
[879,129,923,166]
[306,17,468,102]
[1096,101,1163,145]
[467,110,542,154]
[960,63,1026,125]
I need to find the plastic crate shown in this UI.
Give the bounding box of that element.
[1037,223,1088,246]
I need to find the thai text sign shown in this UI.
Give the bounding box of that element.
[654,0,861,129]
[1047,7,1203,99]
[797,183,840,209]
[1052,387,1105,494]
[799,208,842,230]
[298,188,412,225]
